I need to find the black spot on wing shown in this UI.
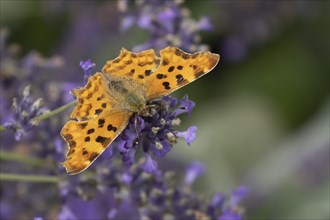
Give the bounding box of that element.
[95,109,103,115]
[107,124,118,132]
[89,152,99,162]
[176,74,185,84]
[79,122,88,129]
[145,69,152,76]
[98,119,105,127]
[87,128,95,134]
[95,136,109,144]
[162,82,171,90]
[168,66,174,72]
[156,73,167,79]
[162,59,169,66]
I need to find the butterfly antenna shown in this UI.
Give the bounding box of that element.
[134,113,141,142]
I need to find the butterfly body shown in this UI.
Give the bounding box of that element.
[103,74,147,113]
[61,47,220,174]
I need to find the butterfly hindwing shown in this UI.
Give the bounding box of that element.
[61,109,132,174]
[102,48,160,85]
[145,47,220,99]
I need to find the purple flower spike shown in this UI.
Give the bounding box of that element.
[119,0,214,52]
[79,59,96,81]
[184,161,205,185]
[3,86,48,141]
[141,153,158,174]
[175,126,198,145]
[107,95,198,172]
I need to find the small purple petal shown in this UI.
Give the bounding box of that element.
[116,139,129,152]
[107,208,117,219]
[184,161,205,185]
[141,153,158,174]
[172,95,195,116]
[102,144,117,159]
[79,59,95,80]
[175,126,198,145]
[120,147,136,166]
[120,15,135,32]
[162,95,178,108]
[150,139,172,158]
[157,7,177,32]
[121,172,133,185]
[211,193,224,207]
[196,16,213,31]
[138,15,152,29]
[58,206,78,220]
[33,218,43,220]
[230,186,248,206]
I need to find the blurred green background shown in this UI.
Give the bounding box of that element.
[1,0,329,219]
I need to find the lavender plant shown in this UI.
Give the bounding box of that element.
[118,0,213,53]
[0,1,248,219]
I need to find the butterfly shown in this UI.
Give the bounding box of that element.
[61,47,220,174]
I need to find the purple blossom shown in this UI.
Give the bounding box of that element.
[184,161,206,185]
[175,126,198,145]
[141,153,158,174]
[118,0,213,52]
[79,59,96,82]
[107,94,197,173]
[59,159,247,219]
[3,86,48,141]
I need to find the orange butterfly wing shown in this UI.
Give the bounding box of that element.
[102,48,160,86]
[145,47,220,99]
[62,73,132,174]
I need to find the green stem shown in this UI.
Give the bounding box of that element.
[0,150,50,167]
[35,100,77,121]
[0,173,59,183]
[0,100,77,132]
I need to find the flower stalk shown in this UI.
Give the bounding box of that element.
[0,150,51,167]
[0,173,59,183]
[1,100,77,132]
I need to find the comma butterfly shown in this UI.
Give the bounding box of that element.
[61,47,220,174]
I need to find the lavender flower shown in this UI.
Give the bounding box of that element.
[104,94,198,174]
[118,0,213,52]
[3,86,49,141]
[59,159,247,220]
[80,59,96,83]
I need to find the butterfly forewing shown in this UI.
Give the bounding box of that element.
[145,47,220,99]
[70,73,117,120]
[102,48,160,86]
